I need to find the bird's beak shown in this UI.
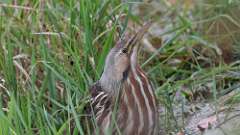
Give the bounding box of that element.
[124,22,152,53]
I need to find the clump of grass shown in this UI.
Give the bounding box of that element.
[0,0,128,134]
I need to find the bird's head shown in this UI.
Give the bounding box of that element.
[99,22,151,92]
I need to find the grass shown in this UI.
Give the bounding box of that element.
[0,0,240,135]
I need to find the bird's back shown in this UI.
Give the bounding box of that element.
[89,66,158,135]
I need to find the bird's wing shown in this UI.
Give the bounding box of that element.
[88,82,111,117]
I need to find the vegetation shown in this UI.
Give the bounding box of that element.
[0,0,240,134]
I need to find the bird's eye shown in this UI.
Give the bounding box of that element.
[122,48,127,54]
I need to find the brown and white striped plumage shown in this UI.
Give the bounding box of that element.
[89,23,158,135]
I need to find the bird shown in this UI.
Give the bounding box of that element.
[89,22,158,135]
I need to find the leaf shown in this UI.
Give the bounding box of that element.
[197,115,217,131]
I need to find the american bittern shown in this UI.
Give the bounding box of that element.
[89,22,158,135]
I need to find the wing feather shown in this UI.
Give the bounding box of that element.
[89,82,111,117]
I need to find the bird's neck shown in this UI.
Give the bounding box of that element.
[99,73,123,96]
